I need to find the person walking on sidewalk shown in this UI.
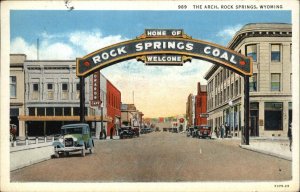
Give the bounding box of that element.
[221,124,225,139]
[288,122,292,151]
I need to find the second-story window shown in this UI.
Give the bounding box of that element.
[32,83,39,100]
[271,44,281,62]
[47,83,54,100]
[246,44,257,62]
[62,83,69,100]
[271,73,281,91]
[10,76,17,98]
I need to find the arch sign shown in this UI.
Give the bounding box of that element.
[76,29,252,145]
[76,29,252,77]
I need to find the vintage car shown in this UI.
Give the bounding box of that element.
[53,123,94,157]
[119,126,136,139]
[197,125,212,139]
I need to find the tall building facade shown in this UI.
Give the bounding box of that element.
[10,54,26,136]
[186,82,207,128]
[106,79,121,136]
[204,23,292,137]
[195,82,207,126]
[186,94,195,128]
[11,56,121,137]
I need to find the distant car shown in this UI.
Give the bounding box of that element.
[53,123,94,157]
[186,127,193,137]
[155,127,160,132]
[119,126,135,139]
[197,125,212,139]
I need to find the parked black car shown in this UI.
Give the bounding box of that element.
[119,126,135,139]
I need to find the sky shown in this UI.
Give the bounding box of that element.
[10,10,291,118]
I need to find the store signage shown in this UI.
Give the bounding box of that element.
[136,54,191,66]
[91,71,101,106]
[200,113,209,118]
[77,29,252,77]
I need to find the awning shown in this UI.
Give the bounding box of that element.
[18,115,113,122]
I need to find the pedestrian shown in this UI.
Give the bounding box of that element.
[214,127,219,138]
[110,125,114,139]
[288,122,292,151]
[225,123,229,138]
[221,124,225,139]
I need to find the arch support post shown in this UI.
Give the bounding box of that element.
[242,76,250,145]
[80,76,86,123]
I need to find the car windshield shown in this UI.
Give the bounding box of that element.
[62,127,83,134]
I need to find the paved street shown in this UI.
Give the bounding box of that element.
[11,132,292,182]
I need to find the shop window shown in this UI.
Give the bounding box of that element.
[264,102,283,130]
[55,107,63,116]
[46,107,54,116]
[271,73,281,91]
[246,44,257,62]
[249,73,257,92]
[37,107,45,116]
[73,107,80,116]
[271,44,281,62]
[64,107,71,116]
[28,107,35,116]
[10,76,17,98]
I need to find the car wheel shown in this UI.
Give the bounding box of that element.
[81,149,85,157]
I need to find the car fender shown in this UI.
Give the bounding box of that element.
[88,138,94,148]
[53,141,64,148]
[78,140,84,147]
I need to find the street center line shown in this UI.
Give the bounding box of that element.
[199,148,202,154]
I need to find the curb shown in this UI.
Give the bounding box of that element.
[239,144,292,161]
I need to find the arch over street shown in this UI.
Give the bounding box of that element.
[76,29,252,145]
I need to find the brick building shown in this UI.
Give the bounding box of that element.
[195,82,207,126]
[106,80,121,136]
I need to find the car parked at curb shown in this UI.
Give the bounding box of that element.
[53,123,94,157]
[197,125,212,139]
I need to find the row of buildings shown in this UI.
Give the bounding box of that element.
[10,54,143,138]
[186,23,292,138]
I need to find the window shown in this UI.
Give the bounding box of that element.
[271,44,281,62]
[271,73,281,91]
[37,107,45,116]
[246,44,257,62]
[265,102,283,130]
[235,80,239,96]
[230,84,233,98]
[64,107,71,116]
[33,83,39,91]
[47,83,53,90]
[10,76,16,98]
[55,107,63,116]
[62,83,69,100]
[62,83,68,91]
[76,83,80,91]
[28,107,35,116]
[47,83,54,99]
[249,73,257,92]
[46,107,54,116]
[32,83,39,100]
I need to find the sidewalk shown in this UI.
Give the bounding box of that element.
[239,137,292,161]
